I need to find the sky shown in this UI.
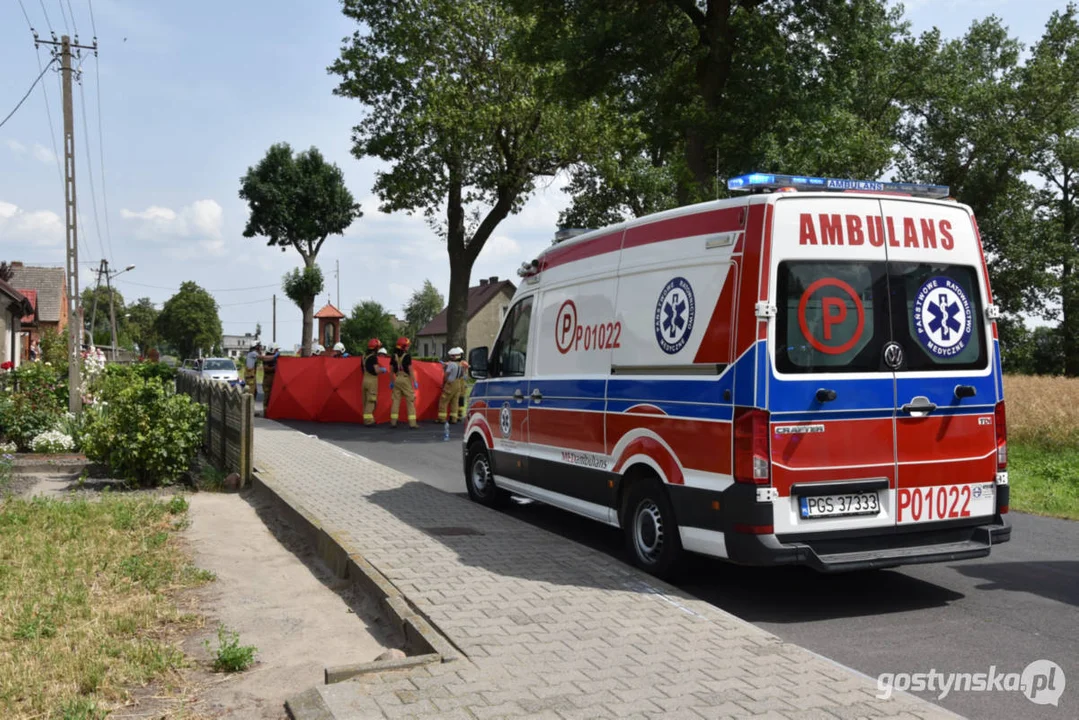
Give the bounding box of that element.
[0,0,1065,348]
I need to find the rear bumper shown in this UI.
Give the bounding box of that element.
[722,515,1011,572]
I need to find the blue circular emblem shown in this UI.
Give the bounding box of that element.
[913,276,973,359]
[654,277,696,355]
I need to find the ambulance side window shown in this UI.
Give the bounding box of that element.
[489,297,533,378]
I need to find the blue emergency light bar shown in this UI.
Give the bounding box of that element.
[727,173,950,200]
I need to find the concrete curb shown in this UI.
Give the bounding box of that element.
[284,688,334,720]
[249,471,461,662]
[324,652,441,684]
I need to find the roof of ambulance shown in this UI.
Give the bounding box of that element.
[536,191,972,260]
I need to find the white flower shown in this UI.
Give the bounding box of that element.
[31,430,75,454]
[0,441,17,453]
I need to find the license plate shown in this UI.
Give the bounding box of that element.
[800,492,880,519]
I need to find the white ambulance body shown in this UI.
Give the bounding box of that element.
[463,173,1011,577]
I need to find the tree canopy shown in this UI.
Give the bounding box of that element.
[340,301,398,355]
[126,298,160,355]
[330,0,605,351]
[403,280,445,341]
[239,143,361,356]
[156,282,222,360]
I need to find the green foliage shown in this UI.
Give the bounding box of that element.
[340,301,398,355]
[1010,442,1079,520]
[155,281,223,360]
[330,0,601,350]
[205,625,256,673]
[403,280,445,341]
[81,379,206,487]
[126,298,161,354]
[37,327,68,372]
[283,265,325,310]
[239,143,362,356]
[81,285,131,349]
[0,364,66,450]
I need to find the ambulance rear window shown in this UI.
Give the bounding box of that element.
[891,262,987,371]
[776,262,886,374]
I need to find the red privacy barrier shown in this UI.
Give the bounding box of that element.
[264,356,447,424]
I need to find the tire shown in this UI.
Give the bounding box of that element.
[465,443,510,508]
[622,479,683,579]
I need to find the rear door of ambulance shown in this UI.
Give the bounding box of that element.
[766,195,997,540]
[881,198,998,529]
[767,195,898,537]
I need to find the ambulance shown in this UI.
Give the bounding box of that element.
[463,172,1011,577]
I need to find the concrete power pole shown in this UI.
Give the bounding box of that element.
[272,294,277,343]
[105,262,119,362]
[89,259,105,345]
[36,32,97,413]
[336,259,340,308]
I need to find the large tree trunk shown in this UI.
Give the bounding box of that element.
[446,254,474,355]
[1063,257,1078,376]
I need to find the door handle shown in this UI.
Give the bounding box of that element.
[513,389,524,402]
[954,384,976,399]
[815,388,837,403]
[531,388,543,403]
[901,396,937,417]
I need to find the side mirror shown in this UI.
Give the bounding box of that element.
[468,347,489,379]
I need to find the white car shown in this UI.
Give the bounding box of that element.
[196,358,243,387]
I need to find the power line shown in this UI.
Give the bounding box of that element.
[77,74,108,263]
[218,297,274,308]
[16,0,33,28]
[0,57,58,129]
[116,278,282,293]
[64,0,78,34]
[55,0,70,34]
[36,0,54,33]
[87,0,97,36]
[91,49,114,263]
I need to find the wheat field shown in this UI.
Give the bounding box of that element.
[1003,375,1079,447]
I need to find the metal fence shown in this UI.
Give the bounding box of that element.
[176,372,254,487]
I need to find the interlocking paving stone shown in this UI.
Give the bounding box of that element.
[255,420,959,719]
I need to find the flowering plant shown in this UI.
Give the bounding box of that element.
[0,441,16,453]
[30,429,75,454]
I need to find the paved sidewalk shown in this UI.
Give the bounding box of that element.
[254,419,956,719]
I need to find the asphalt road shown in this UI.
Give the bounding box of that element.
[279,418,1077,720]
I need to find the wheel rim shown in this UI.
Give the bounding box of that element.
[470,454,491,495]
[633,499,664,564]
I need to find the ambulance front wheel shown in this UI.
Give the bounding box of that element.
[622,479,683,579]
[466,444,510,508]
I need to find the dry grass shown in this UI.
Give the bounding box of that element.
[0,494,214,719]
[1003,375,1079,447]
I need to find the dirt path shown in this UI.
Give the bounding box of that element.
[180,491,398,719]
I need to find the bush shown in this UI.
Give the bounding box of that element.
[30,430,75,454]
[0,389,63,451]
[82,378,205,487]
[53,412,85,451]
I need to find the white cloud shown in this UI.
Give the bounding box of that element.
[5,139,26,154]
[121,200,224,248]
[484,234,522,259]
[0,201,64,247]
[32,144,56,164]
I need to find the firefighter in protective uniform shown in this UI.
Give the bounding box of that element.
[260,343,280,410]
[362,339,387,426]
[389,337,418,428]
[438,347,466,423]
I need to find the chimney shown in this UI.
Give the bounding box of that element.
[478,278,488,286]
[488,276,498,284]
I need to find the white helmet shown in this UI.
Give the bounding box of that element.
[333,342,346,352]
[268,342,279,352]
[378,348,388,355]
[449,346,464,358]
[312,344,324,355]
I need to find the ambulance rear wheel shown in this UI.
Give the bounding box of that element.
[466,444,510,508]
[623,479,683,579]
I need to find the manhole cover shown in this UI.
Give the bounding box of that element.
[422,526,484,537]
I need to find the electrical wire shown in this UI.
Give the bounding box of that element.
[55,0,70,34]
[87,0,96,36]
[88,1,115,265]
[0,57,58,129]
[36,0,54,33]
[77,76,108,264]
[116,279,283,293]
[16,0,34,28]
[218,297,274,308]
[64,0,78,35]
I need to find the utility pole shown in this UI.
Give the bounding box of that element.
[336,259,340,308]
[272,294,277,343]
[105,262,118,362]
[35,32,97,413]
[89,259,104,345]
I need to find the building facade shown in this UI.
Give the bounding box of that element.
[8,263,66,357]
[221,332,260,359]
[416,276,515,359]
[0,279,33,368]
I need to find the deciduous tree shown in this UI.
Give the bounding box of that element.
[156,282,222,360]
[239,143,361,356]
[330,0,603,352]
[340,301,397,355]
[403,280,445,341]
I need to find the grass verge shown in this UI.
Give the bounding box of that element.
[1008,442,1079,521]
[0,494,213,717]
